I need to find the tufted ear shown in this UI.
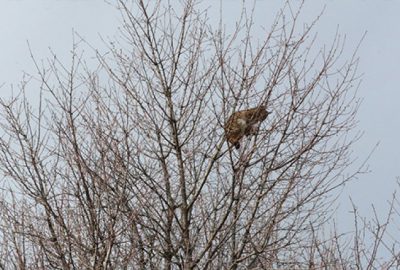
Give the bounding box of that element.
[259,106,269,116]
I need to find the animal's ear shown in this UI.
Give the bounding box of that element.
[260,104,270,114]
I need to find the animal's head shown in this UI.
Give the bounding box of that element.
[256,105,270,121]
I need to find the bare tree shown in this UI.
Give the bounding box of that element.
[0,0,396,269]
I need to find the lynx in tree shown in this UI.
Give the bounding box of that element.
[224,105,270,149]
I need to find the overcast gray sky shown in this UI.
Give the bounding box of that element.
[0,0,399,232]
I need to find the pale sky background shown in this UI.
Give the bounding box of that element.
[0,0,399,235]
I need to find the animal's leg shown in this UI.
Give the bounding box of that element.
[246,124,259,136]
